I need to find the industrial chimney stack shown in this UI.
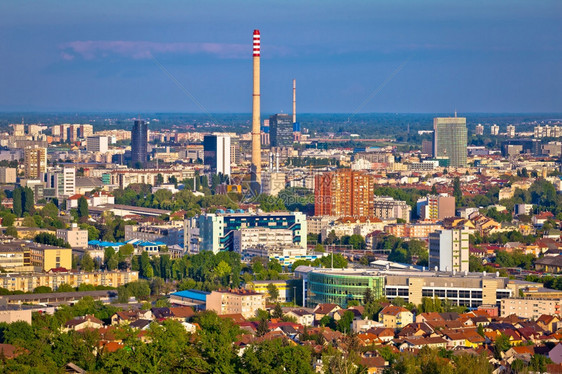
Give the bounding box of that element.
[251,29,261,186]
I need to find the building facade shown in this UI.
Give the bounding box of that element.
[270,114,293,147]
[131,120,148,167]
[429,229,470,272]
[196,211,307,253]
[86,136,109,153]
[0,270,138,293]
[314,169,375,218]
[298,267,525,309]
[206,289,265,319]
[373,197,412,222]
[433,117,467,167]
[24,147,47,179]
[0,168,16,184]
[56,224,88,249]
[203,134,231,176]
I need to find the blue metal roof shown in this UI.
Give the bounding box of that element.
[171,289,210,302]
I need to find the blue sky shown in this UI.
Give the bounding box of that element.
[0,0,560,113]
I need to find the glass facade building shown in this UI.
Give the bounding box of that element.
[131,120,148,167]
[307,271,385,307]
[270,114,293,147]
[433,117,467,167]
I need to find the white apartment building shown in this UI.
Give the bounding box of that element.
[86,136,109,153]
[429,229,469,272]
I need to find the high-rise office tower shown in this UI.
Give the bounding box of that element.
[433,116,467,167]
[24,147,47,179]
[429,229,469,272]
[203,134,231,176]
[131,120,148,167]
[270,114,293,147]
[314,169,374,218]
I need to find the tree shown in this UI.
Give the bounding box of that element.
[22,187,34,215]
[4,226,17,238]
[57,283,74,292]
[80,252,95,272]
[0,213,16,227]
[267,283,279,302]
[12,187,22,217]
[117,285,130,303]
[363,287,374,305]
[256,315,270,337]
[272,303,283,319]
[336,310,355,334]
[77,196,88,219]
[453,177,462,207]
[240,338,314,374]
[33,286,53,293]
[41,203,59,219]
[493,333,511,359]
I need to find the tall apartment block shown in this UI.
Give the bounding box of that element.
[491,124,499,136]
[417,194,456,220]
[270,114,294,147]
[42,166,76,198]
[203,134,231,176]
[24,147,47,179]
[429,229,469,272]
[131,120,148,167]
[506,125,516,138]
[86,136,109,153]
[373,196,412,222]
[314,169,374,218]
[433,117,467,167]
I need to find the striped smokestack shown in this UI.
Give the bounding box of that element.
[292,79,296,124]
[251,29,261,185]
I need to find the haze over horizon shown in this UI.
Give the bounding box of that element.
[1,0,560,114]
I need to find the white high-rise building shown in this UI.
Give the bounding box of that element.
[507,125,516,138]
[475,124,484,136]
[491,124,499,136]
[86,136,109,153]
[43,167,75,198]
[429,229,469,273]
[203,134,231,176]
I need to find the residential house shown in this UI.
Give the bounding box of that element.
[64,315,104,332]
[379,305,413,329]
[360,356,387,374]
[285,309,314,326]
[537,315,561,333]
[313,303,341,324]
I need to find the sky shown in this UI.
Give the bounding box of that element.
[0,0,560,114]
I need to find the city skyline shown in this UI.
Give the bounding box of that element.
[0,0,560,114]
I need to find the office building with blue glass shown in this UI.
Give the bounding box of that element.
[197,210,307,253]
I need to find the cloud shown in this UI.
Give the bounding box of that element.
[59,40,253,60]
